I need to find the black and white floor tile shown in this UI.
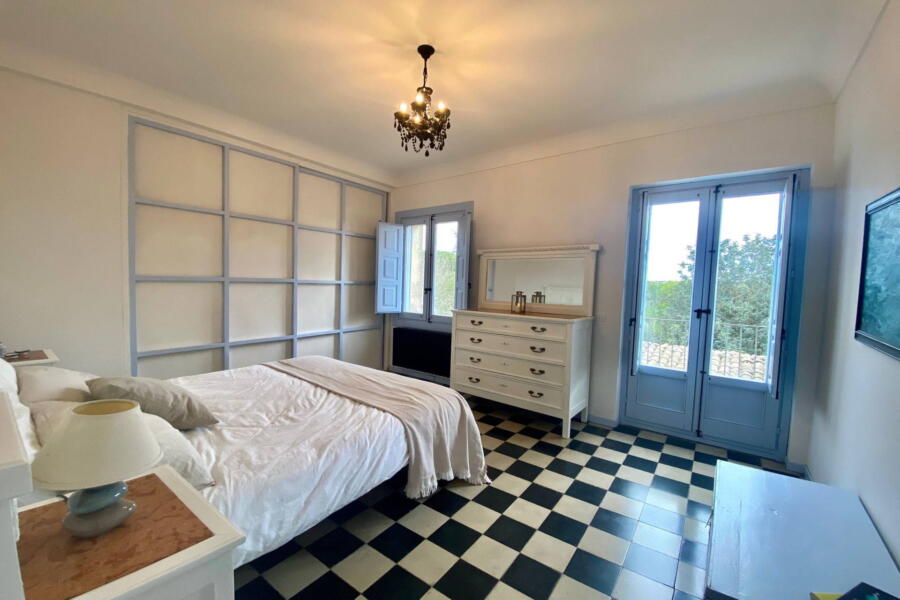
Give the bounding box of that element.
[234,398,799,600]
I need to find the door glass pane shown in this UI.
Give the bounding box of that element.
[432,220,459,317]
[638,200,700,371]
[709,193,780,381]
[403,223,427,314]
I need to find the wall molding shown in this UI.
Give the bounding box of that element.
[0,40,395,190]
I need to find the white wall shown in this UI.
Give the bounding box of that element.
[0,71,128,375]
[392,103,837,465]
[811,1,900,557]
[0,69,386,376]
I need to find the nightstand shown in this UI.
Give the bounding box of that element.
[4,350,59,368]
[16,465,244,600]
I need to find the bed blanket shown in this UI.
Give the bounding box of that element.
[267,356,490,498]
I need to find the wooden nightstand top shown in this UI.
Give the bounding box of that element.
[17,466,244,600]
[5,349,59,367]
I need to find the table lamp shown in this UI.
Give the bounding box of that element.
[31,399,162,538]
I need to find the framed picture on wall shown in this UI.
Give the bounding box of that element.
[855,186,900,360]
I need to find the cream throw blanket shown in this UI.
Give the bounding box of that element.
[265,356,490,499]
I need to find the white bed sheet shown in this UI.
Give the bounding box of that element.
[171,364,408,567]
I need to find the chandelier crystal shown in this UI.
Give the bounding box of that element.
[394,44,450,156]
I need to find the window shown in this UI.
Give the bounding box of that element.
[376,203,472,323]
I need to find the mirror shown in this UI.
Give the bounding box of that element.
[486,257,585,305]
[477,245,600,316]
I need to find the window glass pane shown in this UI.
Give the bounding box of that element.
[708,193,780,381]
[403,223,427,314]
[638,201,699,371]
[432,220,458,317]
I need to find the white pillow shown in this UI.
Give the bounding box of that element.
[0,358,17,395]
[142,413,215,489]
[29,401,214,489]
[1,390,41,461]
[16,366,98,405]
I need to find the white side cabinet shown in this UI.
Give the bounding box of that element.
[15,465,244,600]
[451,309,593,437]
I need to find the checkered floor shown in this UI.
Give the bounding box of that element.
[233,398,798,600]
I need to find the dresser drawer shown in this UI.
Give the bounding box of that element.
[456,330,566,362]
[456,348,565,385]
[453,367,564,410]
[458,315,567,340]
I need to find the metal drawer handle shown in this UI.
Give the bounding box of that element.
[468,376,481,384]
[470,320,484,326]
[531,326,547,333]
[469,357,482,363]
[528,390,544,398]
[470,337,482,344]
[529,368,545,375]
[530,346,546,353]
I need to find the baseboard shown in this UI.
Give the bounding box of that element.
[588,414,619,428]
[390,366,450,386]
[784,461,810,478]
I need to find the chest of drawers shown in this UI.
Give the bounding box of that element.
[450,309,593,437]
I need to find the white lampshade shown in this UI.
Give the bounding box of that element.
[32,399,162,491]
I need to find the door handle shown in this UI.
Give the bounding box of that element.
[470,337,482,343]
[468,376,480,384]
[470,320,483,326]
[469,357,482,363]
[694,308,711,319]
[530,346,546,353]
[531,326,547,333]
[529,368,545,375]
[528,390,544,398]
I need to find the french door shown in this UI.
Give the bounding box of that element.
[623,172,800,456]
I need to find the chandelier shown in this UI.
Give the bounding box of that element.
[394,44,450,156]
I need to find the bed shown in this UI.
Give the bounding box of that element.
[163,357,487,567]
[173,362,411,566]
[6,355,488,569]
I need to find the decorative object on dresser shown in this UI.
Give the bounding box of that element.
[17,465,244,600]
[511,290,527,314]
[3,349,59,367]
[31,399,162,538]
[452,244,600,437]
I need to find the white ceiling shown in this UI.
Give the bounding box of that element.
[0,0,885,179]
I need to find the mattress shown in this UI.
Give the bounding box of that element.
[171,364,408,567]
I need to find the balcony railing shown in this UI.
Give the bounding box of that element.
[639,317,769,381]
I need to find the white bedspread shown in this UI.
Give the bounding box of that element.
[171,364,409,567]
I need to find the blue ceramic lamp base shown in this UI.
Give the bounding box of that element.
[63,481,136,538]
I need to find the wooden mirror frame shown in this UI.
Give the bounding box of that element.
[476,244,600,317]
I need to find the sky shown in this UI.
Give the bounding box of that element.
[646,193,781,281]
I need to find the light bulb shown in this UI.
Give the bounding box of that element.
[415,93,424,103]
[437,101,446,111]
[413,115,421,123]
[399,103,408,113]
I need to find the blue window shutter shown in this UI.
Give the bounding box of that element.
[375,222,404,313]
[455,211,472,311]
